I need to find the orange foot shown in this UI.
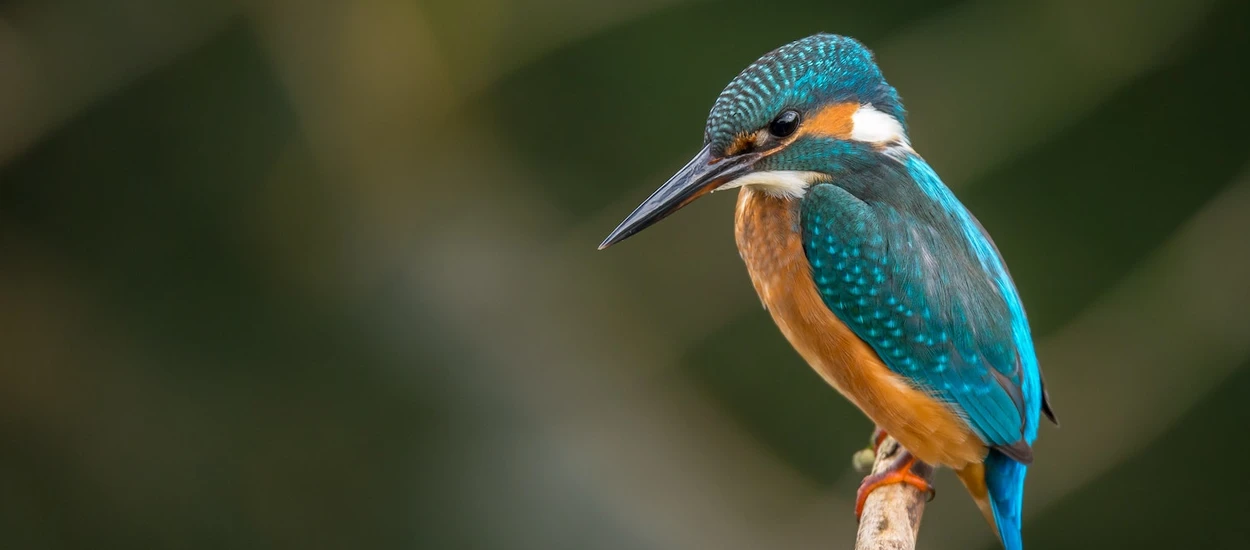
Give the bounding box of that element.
[854,452,935,520]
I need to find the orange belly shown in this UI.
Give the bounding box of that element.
[733,188,986,468]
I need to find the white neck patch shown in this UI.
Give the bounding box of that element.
[850,104,911,149]
[713,170,824,200]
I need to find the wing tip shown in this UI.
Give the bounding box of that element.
[1042,392,1059,426]
[993,439,1034,465]
[1041,375,1059,427]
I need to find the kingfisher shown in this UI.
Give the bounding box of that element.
[599,34,1057,549]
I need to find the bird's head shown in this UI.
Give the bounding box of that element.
[600,34,909,249]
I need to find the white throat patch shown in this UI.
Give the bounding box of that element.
[713,170,824,200]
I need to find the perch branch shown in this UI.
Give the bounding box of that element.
[851,435,935,550]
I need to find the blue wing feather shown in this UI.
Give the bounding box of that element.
[800,154,1042,451]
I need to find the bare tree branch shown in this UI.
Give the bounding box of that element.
[854,436,934,550]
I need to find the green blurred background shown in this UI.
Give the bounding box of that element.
[3,0,1250,548]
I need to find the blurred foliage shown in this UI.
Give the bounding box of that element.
[2,0,1250,549]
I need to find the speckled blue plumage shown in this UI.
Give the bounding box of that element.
[705,34,905,153]
[800,154,1041,448]
[800,150,1041,550]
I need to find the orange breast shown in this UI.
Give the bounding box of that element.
[733,188,986,468]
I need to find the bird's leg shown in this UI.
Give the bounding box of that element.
[870,426,889,452]
[854,444,935,520]
[853,427,893,473]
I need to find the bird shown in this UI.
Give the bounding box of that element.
[598,34,1057,550]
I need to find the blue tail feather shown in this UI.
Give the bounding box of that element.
[985,450,1028,550]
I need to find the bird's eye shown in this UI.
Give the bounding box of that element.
[768,110,801,138]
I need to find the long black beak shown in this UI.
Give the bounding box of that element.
[599,144,758,250]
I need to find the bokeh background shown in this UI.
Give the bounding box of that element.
[3,0,1250,548]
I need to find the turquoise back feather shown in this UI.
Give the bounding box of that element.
[798,153,1041,449]
[799,151,1042,549]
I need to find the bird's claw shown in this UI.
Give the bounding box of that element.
[854,453,934,520]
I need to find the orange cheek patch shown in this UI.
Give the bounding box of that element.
[798,101,857,140]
